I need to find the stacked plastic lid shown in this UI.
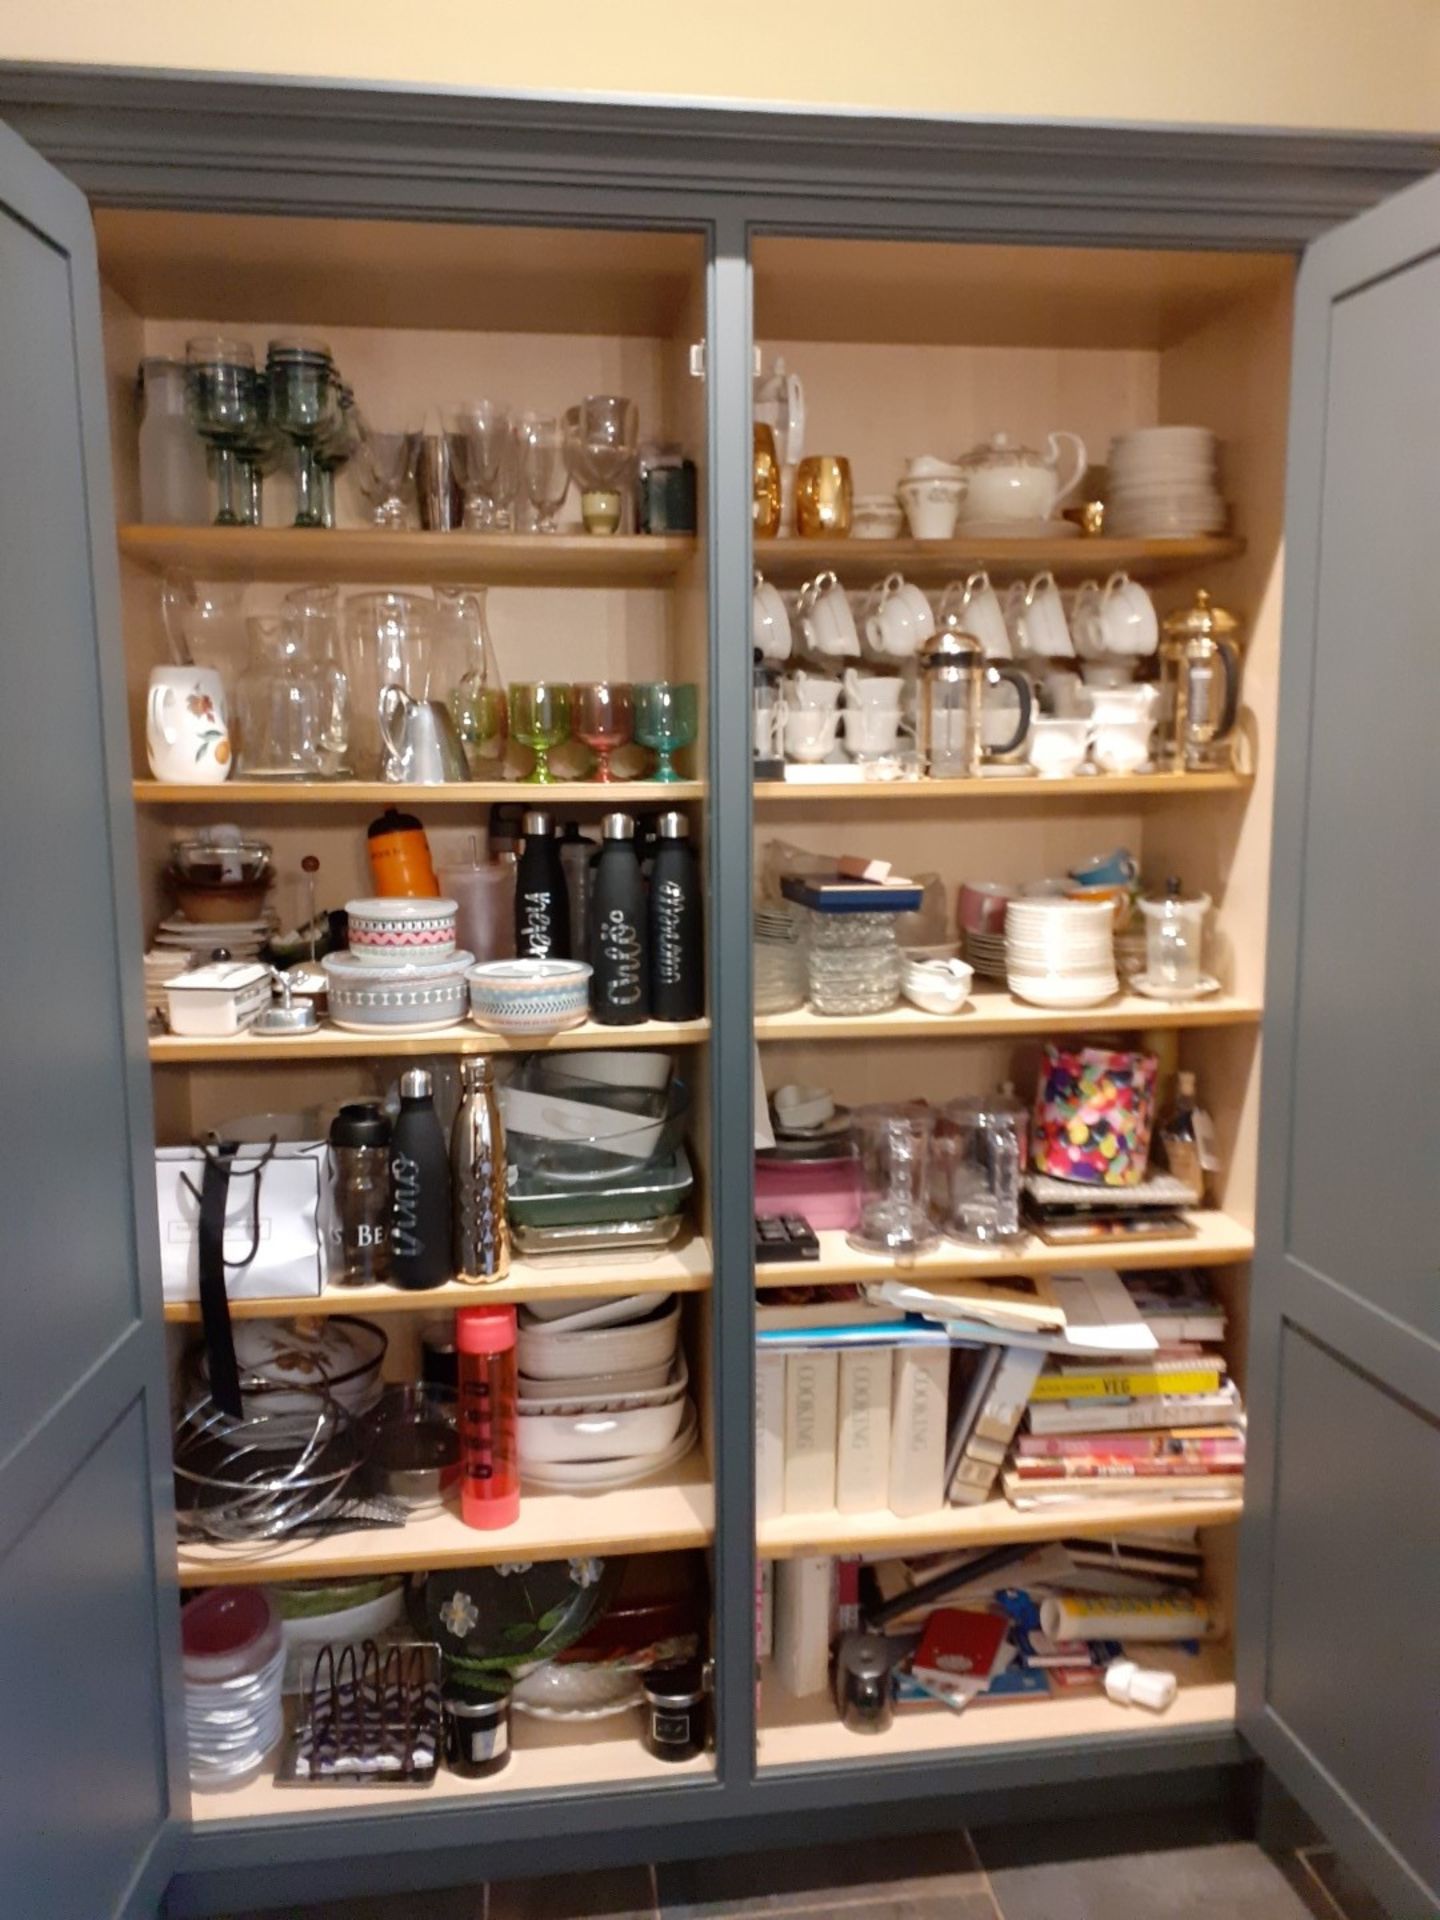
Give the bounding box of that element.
[1005,897,1117,1009]
[183,1586,285,1790]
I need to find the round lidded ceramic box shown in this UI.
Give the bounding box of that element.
[345,897,458,965]
[322,949,474,1032]
[468,959,593,1036]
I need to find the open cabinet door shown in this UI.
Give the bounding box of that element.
[0,123,183,1917]
[1238,171,1440,1919]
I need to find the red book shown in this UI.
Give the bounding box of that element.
[912,1609,1009,1689]
[1016,1426,1244,1462]
[1009,1455,1244,1481]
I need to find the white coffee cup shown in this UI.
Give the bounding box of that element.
[865,572,935,660]
[843,668,905,709]
[799,570,860,659]
[937,572,1011,660]
[786,670,842,711]
[1091,719,1154,774]
[1011,572,1074,658]
[1096,572,1159,656]
[897,474,964,540]
[784,708,840,763]
[1088,684,1158,727]
[146,666,232,784]
[752,571,793,663]
[841,705,907,756]
[1026,715,1091,777]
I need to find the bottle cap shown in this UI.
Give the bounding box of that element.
[463,1056,496,1088]
[368,806,425,839]
[1104,1659,1178,1713]
[656,811,690,840]
[400,1068,433,1100]
[329,1102,391,1150]
[601,812,637,840]
[456,1304,517,1355]
[522,811,555,837]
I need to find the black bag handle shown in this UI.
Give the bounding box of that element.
[180,1137,279,1421]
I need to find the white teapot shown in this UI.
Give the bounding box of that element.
[953,430,1087,526]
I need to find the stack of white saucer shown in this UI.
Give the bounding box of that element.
[1005,898,1118,1009]
[1106,428,1225,537]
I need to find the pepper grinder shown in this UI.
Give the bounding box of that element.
[834,1632,894,1734]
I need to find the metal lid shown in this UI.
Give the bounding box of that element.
[1161,588,1240,643]
[837,1632,892,1679]
[521,811,555,837]
[601,812,637,840]
[368,806,425,838]
[266,334,333,363]
[656,811,690,840]
[329,1102,391,1150]
[921,623,985,667]
[442,1686,511,1719]
[643,1659,707,1706]
[400,1068,433,1100]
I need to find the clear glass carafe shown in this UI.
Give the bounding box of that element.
[234,614,348,780]
[1138,879,1211,994]
[936,1089,1030,1244]
[847,1104,940,1256]
[341,590,435,778]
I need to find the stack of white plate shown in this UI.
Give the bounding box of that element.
[1106,428,1225,537]
[143,947,191,1019]
[183,1589,286,1791]
[1005,898,1118,1008]
[962,927,1009,981]
[154,913,273,963]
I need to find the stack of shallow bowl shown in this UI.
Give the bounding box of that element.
[1005,897,1118,1008]
[323,898,472,1035]
[1106,427,1225,537]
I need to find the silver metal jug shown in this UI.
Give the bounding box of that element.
[379,685,471,783]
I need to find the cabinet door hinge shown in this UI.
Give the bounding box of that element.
[688,341,706,379]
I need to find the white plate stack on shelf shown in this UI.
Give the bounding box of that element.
[1005,898,1118,1009]
[143,947,192,1020]
[1105,427,1225,537]
[154,913,274,963]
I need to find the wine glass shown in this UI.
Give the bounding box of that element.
[518,413,570,534]
[509,682,571,785]
[265,337,339,528]
[634,681,698,783]
[453,400,515,530]
[355,412,421,528]
[574,683,633,783]
[314,384,361,529]
[563,395,639,535]
[185,337,262,526]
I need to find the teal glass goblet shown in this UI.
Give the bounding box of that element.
[634,680,698,783]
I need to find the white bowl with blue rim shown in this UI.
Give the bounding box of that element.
[468,958,592,1035]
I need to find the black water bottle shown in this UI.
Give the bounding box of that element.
[649,811,704,1022]
[514,810,570,960]
[589,812,650,1025]
[389,1068,454,1290]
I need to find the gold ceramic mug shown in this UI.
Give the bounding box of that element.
[795,454,853,537]
[753,423,782,537]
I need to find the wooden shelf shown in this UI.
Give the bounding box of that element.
[163,1236,711,1321]
[755,989,1260,1044]
[754,770,1251,805]
[753,1214,1254,1290]
[117,526,695,587]
[190,1714,713,1824]
[757,1645,1235,1769]
[177,1449,714,1585]
[755,534,1244,586]
[758,1491,1242,1561]
[135,778,706,807]
[149,1016,709,1064]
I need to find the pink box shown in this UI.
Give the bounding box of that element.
[755,1157,862,1232]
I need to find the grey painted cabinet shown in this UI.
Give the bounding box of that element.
[1237,172,1440,1920]
[0,122,183,1919]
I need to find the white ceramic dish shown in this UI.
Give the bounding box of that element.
[518,1394,689,1465]
[520,1293,660,1331]
[518,1354,689,1417]
[516,1296,681,1382]
[518,1400,698,1490]
[345,896,458,965]
[1008,972,1119,1008]
[468,958,592,1035]
[518,1358,677,1399]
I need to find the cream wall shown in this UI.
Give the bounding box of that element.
[5,0,1440,133]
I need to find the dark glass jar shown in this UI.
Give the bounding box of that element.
[641,1660,708,1762]
[442,1684,511,1778]
[328,1102,392,1286]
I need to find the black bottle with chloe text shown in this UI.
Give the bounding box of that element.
[389,1068,454,1290]
[514,810,571,960]
[648,810,704,1022]
[589,812,650,1025]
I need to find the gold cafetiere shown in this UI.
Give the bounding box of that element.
[795,454,853,537]
[753,423,782,537]
[1158,588,1243,771]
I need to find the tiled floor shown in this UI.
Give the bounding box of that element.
[221,1828,1388,1920]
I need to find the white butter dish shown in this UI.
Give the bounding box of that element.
[165,961,272,1036]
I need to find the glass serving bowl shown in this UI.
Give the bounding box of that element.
[499,1056,690,1188]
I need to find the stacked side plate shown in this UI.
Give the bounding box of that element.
[154,913,273,962]
[962,928,1008,981]
[1005,898,1118,1009]
[1106,427,1226,537]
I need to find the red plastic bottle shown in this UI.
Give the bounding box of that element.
[456,1306,520,1529]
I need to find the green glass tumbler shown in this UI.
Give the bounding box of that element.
[509,681,571,784]
[634,681,698,783]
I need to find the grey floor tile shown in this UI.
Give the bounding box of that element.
[985,1841,1316,1920]
[657,1829,990,1916]
[972,1804,1243,1873]
[1297,1847,1391,1920]
[488,1862,656,1920]
[220,1889,483,1920]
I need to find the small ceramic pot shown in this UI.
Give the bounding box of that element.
[468,959,593,1035]
[322,949,473,1031]
[345,897,458,965]
[897,476,964,541]
[852,496,906,540]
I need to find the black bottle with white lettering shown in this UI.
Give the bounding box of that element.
[648,810,704,1022]
[589,812,650,1025]
[388,1068,454,1291]
[514,810,570,960]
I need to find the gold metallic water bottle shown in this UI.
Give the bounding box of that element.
[451,1058,510,1281]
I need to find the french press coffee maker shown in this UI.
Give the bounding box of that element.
[1157,589,1243,771]
[917,619,1033,776]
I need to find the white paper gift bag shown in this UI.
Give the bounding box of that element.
[156,1141,331,1301]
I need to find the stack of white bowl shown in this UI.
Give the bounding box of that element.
[1005,898,1118,1008]
[1106,428,1225,537]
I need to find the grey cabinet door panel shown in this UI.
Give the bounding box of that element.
[0,119,182,1919]
[1240,167,1440,1920]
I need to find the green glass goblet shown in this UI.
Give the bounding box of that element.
[509,681,572,785]
[634,680,698,783]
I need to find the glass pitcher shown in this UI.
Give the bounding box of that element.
[935,1088,1030,1244]
[847,1103,940,1257]
[234,614,348,780]
[341,590,435,779]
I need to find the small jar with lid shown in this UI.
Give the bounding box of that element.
[641,1659,710,1762]
[442,1683,512,1778]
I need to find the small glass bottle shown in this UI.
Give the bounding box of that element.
[328,1102,392,1286]
[456,1306,520,1529]
[451,1058,510,1282]
[1158,1070,1219,1204]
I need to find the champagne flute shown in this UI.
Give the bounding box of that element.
[574,682,634,783]
[509,682,572,785]
[518,412,570,534]
[634,681,698,784]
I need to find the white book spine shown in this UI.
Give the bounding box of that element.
[836,1346,893,1513]
[783,1349,839,1515]
[888,1347,950,1518]
[755,1349,788,1523]
[773,1555,833,1698]
[973,1345,1046,1446]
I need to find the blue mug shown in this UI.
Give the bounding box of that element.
[1069,846,1138,889]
